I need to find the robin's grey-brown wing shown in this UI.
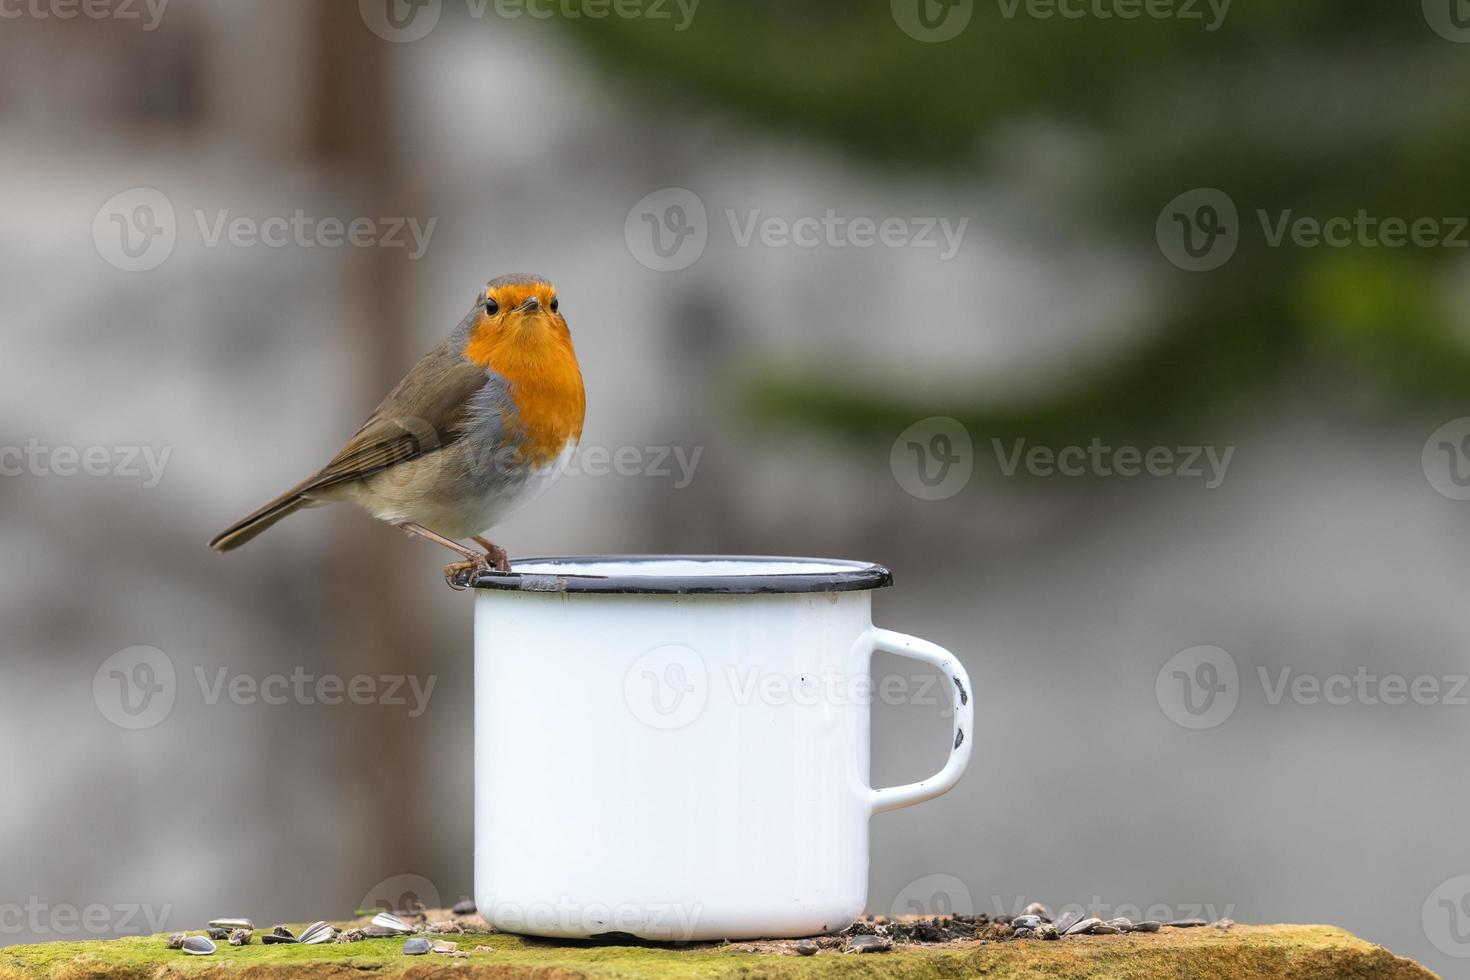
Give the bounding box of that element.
[209,336,504,551]
[308,338,498,490]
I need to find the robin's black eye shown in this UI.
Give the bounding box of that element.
[484,297,500,315]
[550,297,559,313]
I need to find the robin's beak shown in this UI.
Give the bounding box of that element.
[518,296,541,314]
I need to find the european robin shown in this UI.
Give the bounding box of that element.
[209,273,585,586]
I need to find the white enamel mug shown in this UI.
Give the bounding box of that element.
[471,556,972,942]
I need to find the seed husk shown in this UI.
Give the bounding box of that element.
[208,918,254,932]
[182,936,217,956]
[371,912,416,936]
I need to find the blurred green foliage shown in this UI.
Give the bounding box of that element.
[558,0,1470,453]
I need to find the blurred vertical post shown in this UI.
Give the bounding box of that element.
[308,0,425,882]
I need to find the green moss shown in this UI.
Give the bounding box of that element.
[0,924,1436,979]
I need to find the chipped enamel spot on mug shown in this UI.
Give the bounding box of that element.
[953,674,969,705]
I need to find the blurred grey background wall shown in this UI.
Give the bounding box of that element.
[3,0,1469,974]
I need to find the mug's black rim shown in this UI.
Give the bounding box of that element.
[469,555,893,595]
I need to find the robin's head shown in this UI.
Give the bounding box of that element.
[478,273,563,332]
[463,273,579,379]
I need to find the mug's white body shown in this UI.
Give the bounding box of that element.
[472,558,970,942]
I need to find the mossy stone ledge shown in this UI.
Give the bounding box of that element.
[0,922,1436,979]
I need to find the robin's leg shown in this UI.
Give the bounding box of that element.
[396,522,490,590]
[471,535,511,573]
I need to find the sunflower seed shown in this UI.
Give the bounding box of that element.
[1133,920,1162,933]
[1055,910,1083,934]
[372,912,416,936]
[1065,917,1103,935]
[1012,915,1042,930]
[262,929,298,945]
[335,929,366,944]
[451,899,477,916]
[1166,918,1208,928]
[229,929,252,946]
[165,933,186,950]
[299,922,336,944]
[844,934,892,953]
[1023,902,1050,920]
[182,936,217,956]
[1037,924,1060,940]
[431,940,458,953]
[795,939,818,956]
[272,925,295,938]
[208,918,254,932]
[403,937,432,955]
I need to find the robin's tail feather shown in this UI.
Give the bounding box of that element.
[209,484,314,552]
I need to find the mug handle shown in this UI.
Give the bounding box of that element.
[868,628,974,816]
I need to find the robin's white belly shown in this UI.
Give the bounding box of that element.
[320,440,576,540]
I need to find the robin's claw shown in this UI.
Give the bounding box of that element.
[444,556,491,591]
[472,536,511,573]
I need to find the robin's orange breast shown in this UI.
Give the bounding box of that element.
[464,310,585,468]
